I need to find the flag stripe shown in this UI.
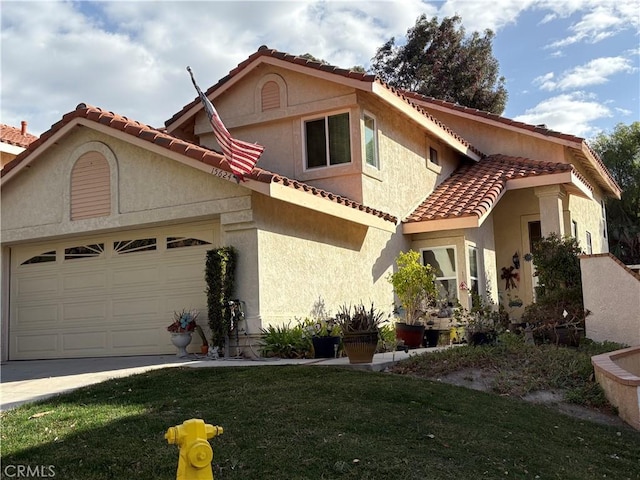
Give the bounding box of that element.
[188,67,264,179]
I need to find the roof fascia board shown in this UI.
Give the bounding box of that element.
[506,171,593,199]
[372,83,481,162]
[167,56,373,134]
[1,122,78,184]
[419,100,620,196]
[0,143,24,155]
[575,144,621,198]
[270,182,397,232]
[403,215,479,234]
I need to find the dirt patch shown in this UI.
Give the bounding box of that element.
[433,368,628,428]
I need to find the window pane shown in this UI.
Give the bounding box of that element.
[167,237,212,249]
[468,247,478,278]
[364,115,377,167]
[65,243,105,260]
[22,251,56,265]
[305,119,327,168]
[423,248,456,277]
[114,238,157,254]
[328,113,351,165]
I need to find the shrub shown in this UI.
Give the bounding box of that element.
[387,250,437,324]
[259,322,311,358]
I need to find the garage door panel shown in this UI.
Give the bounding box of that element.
[16,304,59,327]
[62,270,107,292]
[15,334,59,355]
[15,275,59,296]
[63,332,107,351]
[112,296,161,317]
[112,329,163,349]
[62,301,107,324]
[112,265,162,287]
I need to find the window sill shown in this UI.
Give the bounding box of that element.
[427,161,442,174]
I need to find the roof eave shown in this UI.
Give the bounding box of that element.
[372,83,482,162]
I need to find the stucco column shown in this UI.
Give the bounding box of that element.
[535,185,566,237]
[220,209,262,356]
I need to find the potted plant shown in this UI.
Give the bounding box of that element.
[167,308,200,357]
[388,250,438,349]
[304,317,341,359]
[335,303,385,364]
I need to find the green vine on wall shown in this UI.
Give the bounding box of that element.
[205,246,237,350]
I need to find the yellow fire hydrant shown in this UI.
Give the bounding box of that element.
[165,419,224,480]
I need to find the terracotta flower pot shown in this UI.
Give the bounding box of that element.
[342,331,378,364]
[395,322,425,349]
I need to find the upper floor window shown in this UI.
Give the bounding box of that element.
[429,147,439,166]
[363,114,378,168]
[585,231,593,254]
[304,112,351,169]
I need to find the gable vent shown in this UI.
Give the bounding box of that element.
[70,151,110,220]
[261,81,280,111]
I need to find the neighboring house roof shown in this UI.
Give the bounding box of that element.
[1,122,38,148]
[1,104,397,230]
[403,154,594,233]
[402,92,622,199]
[165,45,483,161]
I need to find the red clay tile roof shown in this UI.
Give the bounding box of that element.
[1,104,396,224]
[402,92,620,195]
[1,123,38,148]
[164,46,484,159]
[405,154,590,224]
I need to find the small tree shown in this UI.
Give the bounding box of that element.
[388,250,438,324]
[205,246,237,351]
[523,234,586,342]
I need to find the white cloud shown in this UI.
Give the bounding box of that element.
[534,57,635,91]
[541,2,639,48]
[513,92,612,137]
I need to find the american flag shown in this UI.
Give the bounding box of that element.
[187,66,264,181]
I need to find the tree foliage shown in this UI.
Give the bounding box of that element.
[590,122,640,264]
[370,14,507,114]
[388,250,437,325]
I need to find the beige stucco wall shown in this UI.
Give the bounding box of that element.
[419,108,567,163]
[581,255,640,346]
[252,193,407,328]
[1,128,250,245]
[195,65,464,223]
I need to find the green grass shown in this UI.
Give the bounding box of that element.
[1,364,639,479]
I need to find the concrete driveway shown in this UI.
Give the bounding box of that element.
[0,348,433,411]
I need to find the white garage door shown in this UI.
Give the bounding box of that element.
[9,222,218,359]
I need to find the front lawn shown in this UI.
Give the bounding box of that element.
[1,365,638,479]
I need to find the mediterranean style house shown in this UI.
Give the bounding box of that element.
[0,46,621,360]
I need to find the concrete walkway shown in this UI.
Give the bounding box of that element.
[0,348,438,411]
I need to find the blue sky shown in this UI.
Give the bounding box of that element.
[1,0,638,141]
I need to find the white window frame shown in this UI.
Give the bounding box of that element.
[467,245,480,298]
[586,231,593,254]
[421,246,458,304]
[302,110,352,170]
[363,112,379,169]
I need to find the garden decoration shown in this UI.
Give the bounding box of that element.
[168,309,200,357]
[305,317,341,358]
[500,265,519,290]
[165,418,223,480]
